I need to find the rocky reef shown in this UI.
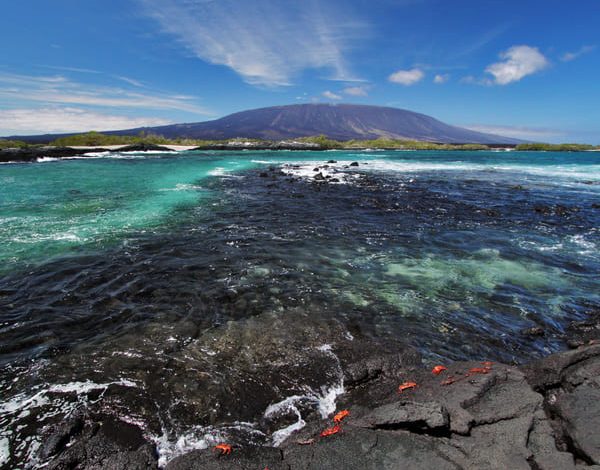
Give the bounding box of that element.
[0,146,108,163]
[0,144,174,163]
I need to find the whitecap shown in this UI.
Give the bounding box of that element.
[160,184,204,192]
[567,233,598,256]
[264,395,311,446]
[83,151,112,157]
[209,167,227,176]
[0,437,10,467]
[153,422,263,468]
[0,379,137,415]
[280,161,357,184]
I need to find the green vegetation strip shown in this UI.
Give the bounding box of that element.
[1,132,598,151]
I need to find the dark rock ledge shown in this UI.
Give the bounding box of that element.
[0,144,173,163]
[42,340,600,470]
[0,146,108,163]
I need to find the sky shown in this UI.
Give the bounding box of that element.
[0,0,598,142]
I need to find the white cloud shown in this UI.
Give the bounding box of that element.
[322,90,342,100]
[40,66,148,88]
[485,45,549,85]
[561,45,596,62]
[433,74,449,84]
[388,68,424,85]
[464,124,564,140]
[139,0,363,86]
[114,75,146,88]
[343,85,369,96]
[40,65,102,74]
[0,107,171,135]
[0,72,210,114]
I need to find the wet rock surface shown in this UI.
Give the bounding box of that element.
[45,415,158,470]
[41,341,600,470]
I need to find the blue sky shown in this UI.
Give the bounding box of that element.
[0,0,598,142]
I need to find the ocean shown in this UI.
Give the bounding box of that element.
[0,149,599,467]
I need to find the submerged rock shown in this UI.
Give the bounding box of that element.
[534,204,581,217]
[522,326,546,337]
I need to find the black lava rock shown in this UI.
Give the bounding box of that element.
[522,327,545,337]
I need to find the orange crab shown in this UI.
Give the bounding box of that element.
[333,409,350,424]
[213,443,232,455]
[398,381,417,393]
[320,425,341,438]
[432,365,447,375]
[468,367,491,375]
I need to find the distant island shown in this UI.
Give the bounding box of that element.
[0,132,598,163]
[2,104,598,159]
[5,104,523,145]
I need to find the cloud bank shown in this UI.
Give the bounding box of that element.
[0,107,171,135]
[322,90,342,100]
[485,45,549,85]
[344,86,369,96]
[0,73,210,114]
[139,0,363,86]
[388,68,424,85]
[464,124,563,140]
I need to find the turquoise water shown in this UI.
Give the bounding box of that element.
[0,153,254,269]
[1,150,598,270]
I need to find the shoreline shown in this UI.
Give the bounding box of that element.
[40,334,600,469]
[3,139,600,165]
[1,143,591,164]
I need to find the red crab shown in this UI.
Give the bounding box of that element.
[213,443,232,455]
[320,425,342,438]
[398,381,418,393]
[333,409,350,424]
